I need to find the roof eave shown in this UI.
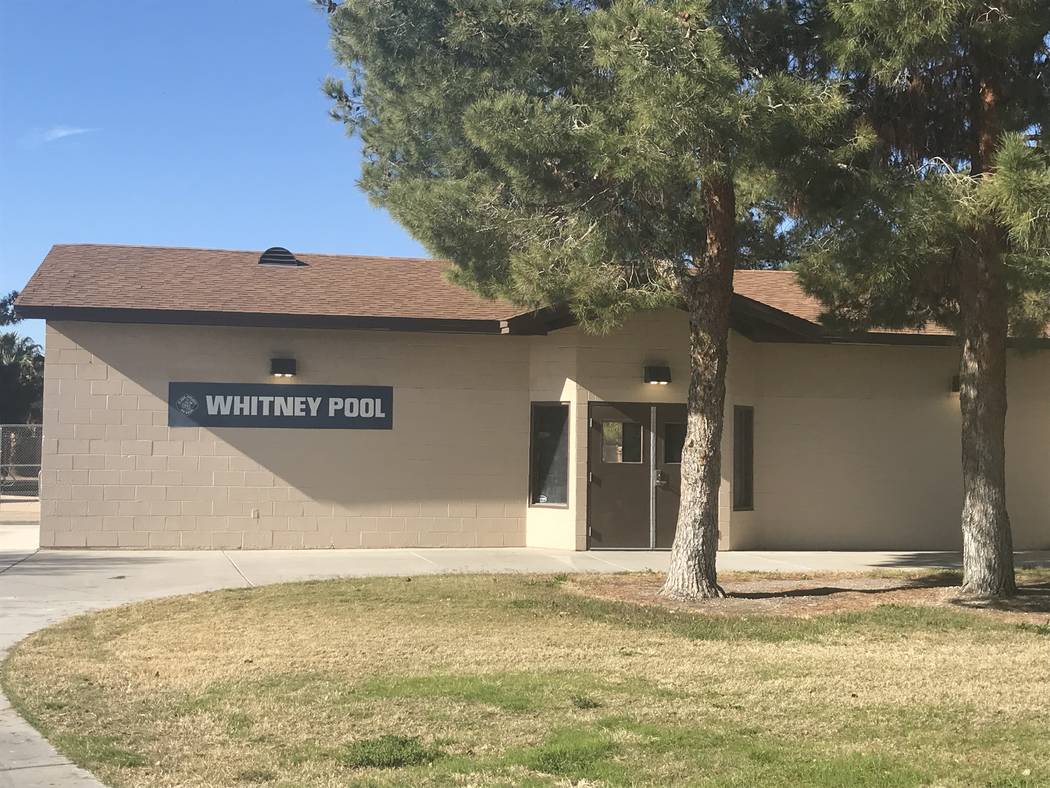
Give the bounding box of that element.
[18,303,1048,348]
[16,305,516,336]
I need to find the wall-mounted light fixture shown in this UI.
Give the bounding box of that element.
[644,365,672,385]
[951,375,961,393]
[271,358,297,378]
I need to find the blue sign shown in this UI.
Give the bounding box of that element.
[168,382,393,429]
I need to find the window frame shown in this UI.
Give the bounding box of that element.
[733,405,755,512]
[528,401,571,509]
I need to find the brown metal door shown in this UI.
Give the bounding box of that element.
[654,404,687,549]
[587,403,651,548]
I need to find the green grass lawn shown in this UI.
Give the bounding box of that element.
[3,572,1049,787]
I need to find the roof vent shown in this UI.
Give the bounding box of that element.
[259,246,305,266]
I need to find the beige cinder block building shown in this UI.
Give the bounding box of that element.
[16,244,1050,551]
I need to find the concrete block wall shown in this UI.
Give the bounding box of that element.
[39,322,531,549]
[37,313,1049,552]
[535,310,1047,552]
[744,342,1050,550]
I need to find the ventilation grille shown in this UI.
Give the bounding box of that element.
[259,247,305,266]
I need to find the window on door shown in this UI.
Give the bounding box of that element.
[530,403,569,505]
[601,421,643,463]
[733,406,754,511]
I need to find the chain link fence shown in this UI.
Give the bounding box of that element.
[0,424,42,504]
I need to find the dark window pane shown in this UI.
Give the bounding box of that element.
[602,420,642,463]
[733,406,754,510]
[664,423,685,464]
[530,404,568,504]
[622,422,642,462]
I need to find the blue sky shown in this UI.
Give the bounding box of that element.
[0,1,425,345]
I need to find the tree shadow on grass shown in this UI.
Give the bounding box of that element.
[949,580,1050,615]
[725,571,1050,615]
[727,571,962,601]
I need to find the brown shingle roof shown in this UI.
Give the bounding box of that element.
[733,269,823,324]
[17,244,522,323]
[732,269,954,336]
[17,243,960,338]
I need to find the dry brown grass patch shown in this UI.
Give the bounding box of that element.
[3,572,1049,787]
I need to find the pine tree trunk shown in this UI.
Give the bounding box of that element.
[957,78,1016,599]
[958,231,1016,598]
[660,177,735,601]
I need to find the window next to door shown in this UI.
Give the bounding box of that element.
[733,406,754,511]
[530,403,569,506]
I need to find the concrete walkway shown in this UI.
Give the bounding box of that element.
[2,528,1048,787]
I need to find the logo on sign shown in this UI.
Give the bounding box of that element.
[175,393,200,416]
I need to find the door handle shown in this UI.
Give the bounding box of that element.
[654,469,668,487]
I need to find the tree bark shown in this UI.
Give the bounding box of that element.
[958,239,1015,598]
[957,78,1016,598]
[660,176,736,601]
